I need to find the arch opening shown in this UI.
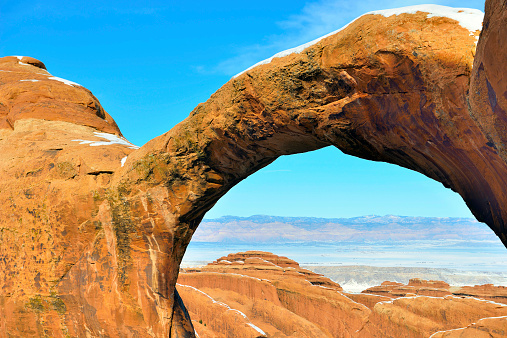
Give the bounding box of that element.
[180,147,507,292]
[111,11,507,334]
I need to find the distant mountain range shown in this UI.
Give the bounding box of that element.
[194,215,496,242]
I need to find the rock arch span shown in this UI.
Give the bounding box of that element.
[0,2,505,337]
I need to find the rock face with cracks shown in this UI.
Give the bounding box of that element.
[177,251,366,337]
[177,252,507,337]
[0,2,506,337]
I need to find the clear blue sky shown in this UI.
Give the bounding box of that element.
[1,0,485,219]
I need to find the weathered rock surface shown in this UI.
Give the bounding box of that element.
[431,316,507,337]
[0,2,506,336]
[363,278,507,304]
[178,251,365,337]
[183,251,342,291]
[359,294,507,337]
[178,252,507,337]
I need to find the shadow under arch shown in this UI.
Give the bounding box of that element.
[108,10,507,334]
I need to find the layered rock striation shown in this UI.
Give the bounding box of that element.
[178,251,364,337]
[363,278,507,304]
[0,2,506,336]
[177,252,507,337]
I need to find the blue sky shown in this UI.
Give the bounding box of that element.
[1,0,485,219]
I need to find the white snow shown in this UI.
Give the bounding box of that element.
[72,132,140,149]
[357,292,391,299]
[429,316,507,337]
[429,327,465,337]
[233,21,353,78]
[233,5,483,78]
[177,284,217,303]
[340,280,376,293]
[47,76,82,87]
[177,283,265,334]
[19,62,30,66]
[475,316,507,320]
[218,272,268,283]
[227,308,248,318]
[247,323,267,336]
[474,35,480,46]
[369,5,483,33]
[48,76,83,87]
[121,156,128,167]
[14,56,24,61]
[20,79,40,82]
[462,296,507,307]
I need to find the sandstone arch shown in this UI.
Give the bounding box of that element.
[0,3,505,337]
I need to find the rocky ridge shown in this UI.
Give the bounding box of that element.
[0,1,505,336]
[363,278,507,303]
[177,251,507,337]
[178,251,365,337]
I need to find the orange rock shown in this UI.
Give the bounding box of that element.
[360,296,507,337]
[178,252,369,337]
[179,253,507,337]
[431,316,507,337]
[345,293,393,309]
[453,284,507,305]
[177,284,269,337]
[0,56,120,135]
[363,279,507,305]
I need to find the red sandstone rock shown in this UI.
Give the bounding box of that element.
[452,284,507,305]
[468,0,507,244]
[0,56,120,135]
[363,279,507,305]
[0,2,506,336]
[431,316,507,337]
[178,252,368,337]
[345,293,393,310]
[359,295,507,337]
[179,253,507,337]
[185,251,342,291]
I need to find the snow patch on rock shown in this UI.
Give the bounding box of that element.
[233,5,483,78]
[370,5,483,33]
[247,323,266,336]
[47,76,82,87]
[72,132,140,149]
[177,283,266,335]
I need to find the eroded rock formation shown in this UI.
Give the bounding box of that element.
[0,2,506,336]
[178,251,364,337]
[177,252,507,337]
[362,278,507,304]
